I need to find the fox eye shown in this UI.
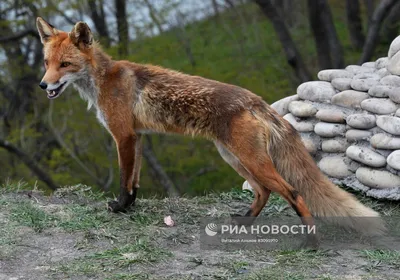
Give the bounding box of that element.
[60,62,71,68]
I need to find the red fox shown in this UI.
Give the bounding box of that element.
[36,17,385,244]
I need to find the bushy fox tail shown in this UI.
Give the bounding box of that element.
[269,128,386,236]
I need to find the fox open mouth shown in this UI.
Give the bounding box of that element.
[46,82,67,99]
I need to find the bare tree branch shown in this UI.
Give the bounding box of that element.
[319,0,344,68]
[0,138,58,190]
[346,0,365,49]
[143,136,179,197]
[382,0,400,42]
[143,0,164,34]
[308,0,332,69]
[359,0,398,64]
[0,29,39,44]
[115,0,129,56]
[254,0,312,82]
[48,101,105,188]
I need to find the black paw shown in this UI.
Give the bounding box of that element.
[107,200,129,213]
[300,236,320,251]
[108,188,138,213]
[230,214,255,226]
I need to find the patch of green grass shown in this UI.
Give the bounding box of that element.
[245,267,307,280]
[244,250,334,280]
[105,273,151,280]
[56,204,111,231]
[361,250,400,269]
[0,180,32,195]
[8,200,57,232]
[54,184,106,201]
[56,238,172,277]
[0,216,20,259]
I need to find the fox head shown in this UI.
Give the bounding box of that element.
[36,17,94,99]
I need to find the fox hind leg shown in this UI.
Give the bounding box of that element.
[224,112,319,248]
[215,141,271,224]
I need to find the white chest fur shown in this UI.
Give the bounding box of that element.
[96,108,109,131]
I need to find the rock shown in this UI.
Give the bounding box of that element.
[362,62,376,68]
[380,75,400,87]
[346,130,373,142]
[376,68,390,78]
[297,81,336,102]
[397,108,400,117]
[351,78,379,91]
[346,114,376,129]
[242,181,254,192]
[376,116,400,136]
[370,133,400,149]
[318,156,353,178]
[314,122,346,137]
[321,138,349,153]
[388,88,400,103]
[375,57,389,69]
[387,51,400,75]
[387,150,400,170]
[346,145,387,167]
[345,65,374,74]
[368,85,393,98]
[388,35,400,58]
[288,101,317,117]
[283,113,314,132]
[353,73,380,80]
[316,109,346,123]
[318,69,354,81]
[356,167,400,188]
[301,138,317,154]
[271,94,299,116]
[331,90,370,109]
[361,98,398,114]
[331,78,352,91]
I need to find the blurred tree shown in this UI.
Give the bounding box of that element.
[308,0,344,69]
[346,0,365,49]
[359,0,398,63]
[87,0,111,47]
[254,0,312,82]
[115,0,129,56]
[382,0,400,43]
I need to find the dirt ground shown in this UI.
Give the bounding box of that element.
[0,183,399,280]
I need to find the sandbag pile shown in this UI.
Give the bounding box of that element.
[269,36,400,200]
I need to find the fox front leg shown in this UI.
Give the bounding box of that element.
[132,133,143,190]
[108,133,139,212]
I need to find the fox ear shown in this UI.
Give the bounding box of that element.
[69,21,93,49]
[36,17,58,44]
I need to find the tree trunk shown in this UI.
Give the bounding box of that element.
[382,0,400,43]
[364,0,375,29]
[143,0,164,34]
[115,0,129,56]
[0,138,58,190]
[174,12,196,67]
[254,0,312,82]
[359,0,398,64]
[87,0,110,47]
[319,0,344,68]
[308,0,332,69]
[346,0,365,49]
[142,136,179,197]
[211,0,220,18]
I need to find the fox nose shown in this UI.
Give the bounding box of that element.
[39,82,47,90]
